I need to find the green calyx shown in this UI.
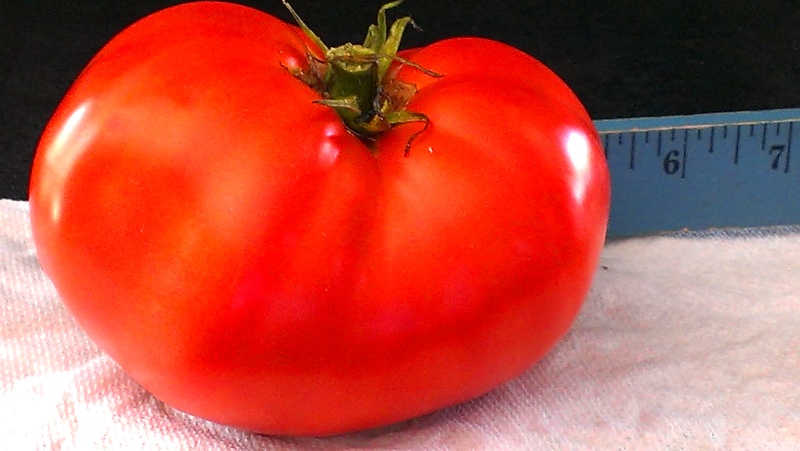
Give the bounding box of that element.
[281,0,441,154]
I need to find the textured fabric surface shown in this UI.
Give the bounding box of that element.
[2,198,799,450]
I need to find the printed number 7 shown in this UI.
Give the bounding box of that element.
[768,145,789,173]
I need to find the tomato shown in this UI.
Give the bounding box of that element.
[28,1,610,437]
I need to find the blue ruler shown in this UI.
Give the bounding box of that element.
[595,109,800,237]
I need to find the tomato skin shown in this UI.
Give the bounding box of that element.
[29,1,610,437]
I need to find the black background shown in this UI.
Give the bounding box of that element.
[3,0,800,200]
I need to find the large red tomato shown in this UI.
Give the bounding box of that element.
[29,1,610,436]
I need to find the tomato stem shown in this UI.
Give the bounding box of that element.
[282,0,442,152]
[322,46,385,133]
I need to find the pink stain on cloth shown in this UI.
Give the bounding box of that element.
[1,198,799,450]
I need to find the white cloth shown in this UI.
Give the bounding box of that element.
[1,198,798,450]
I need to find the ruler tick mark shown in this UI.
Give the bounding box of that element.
[734,126,741,164]
[709,127,715,153]
[681,128,688,179]
[629,133,636,170]
[786,122,794,174]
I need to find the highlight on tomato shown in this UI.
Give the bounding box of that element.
[29,0,610,436]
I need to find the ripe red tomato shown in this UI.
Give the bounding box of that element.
[29,1,610,436]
